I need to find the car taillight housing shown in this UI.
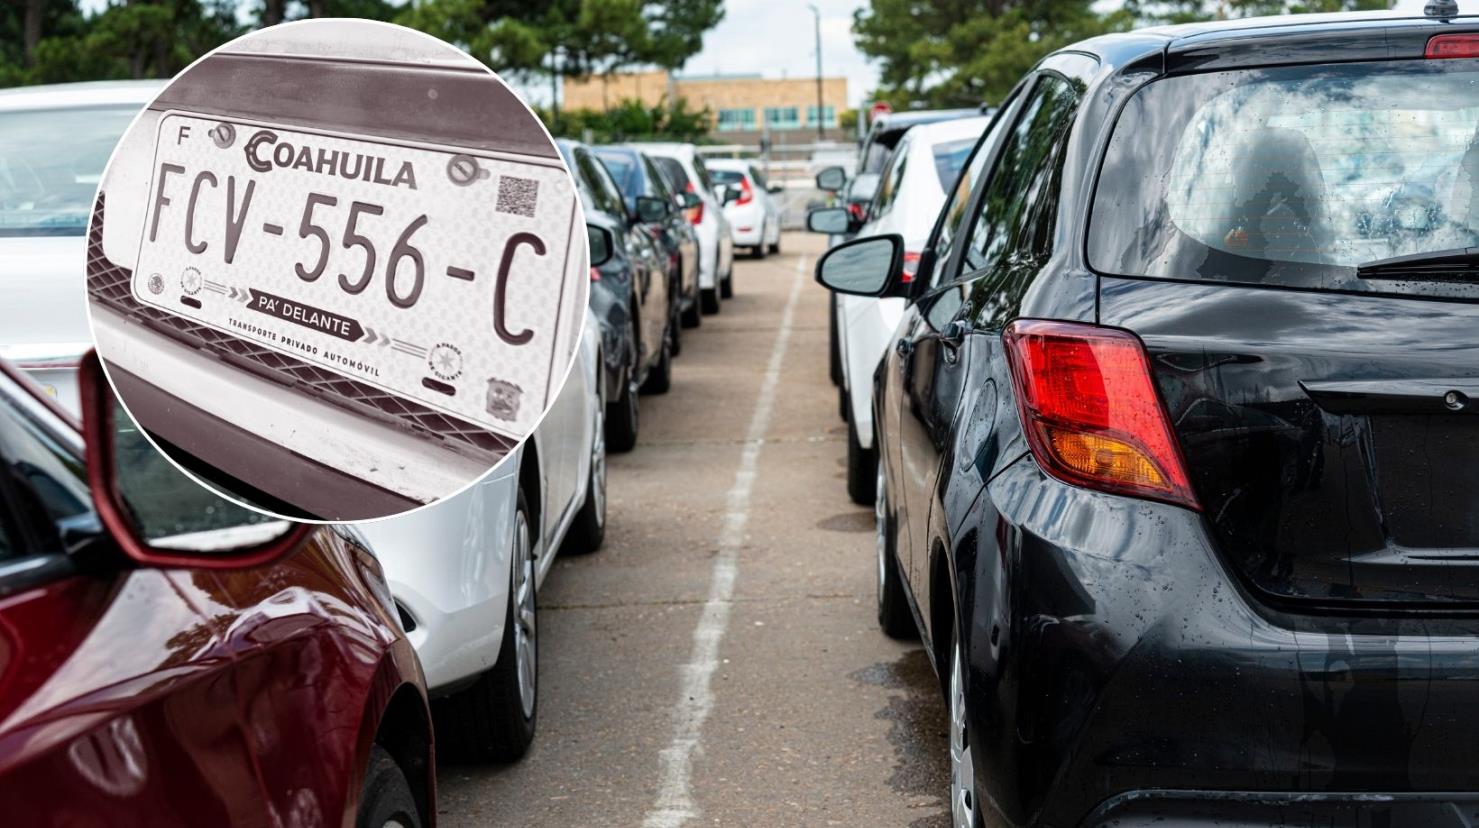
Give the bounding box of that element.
[686,181,704,225]
[1427,34,1479,59]
[1003,319,1199,510]
[901,251,921,283]
[736,176,754,206]
[590,266,601,282]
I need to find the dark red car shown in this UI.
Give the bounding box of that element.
[0,354,433,826]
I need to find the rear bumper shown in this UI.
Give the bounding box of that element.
[1083,790,1479,827]
[968,455,1479,828]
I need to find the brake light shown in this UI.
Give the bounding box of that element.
[686,181,704,225]
[847,202,866,222]
[901,251,921,283]
[736,176,754,206]
[1003,320,1198,510]
[1427,34,1479,58]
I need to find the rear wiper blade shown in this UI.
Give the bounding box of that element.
[1357,247,1479,282]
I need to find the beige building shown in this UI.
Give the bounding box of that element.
[563,69,849,144]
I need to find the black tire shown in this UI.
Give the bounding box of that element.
[828,299,842,386]
[768,236,780,255]
[669,303,683,357]
[846,415,877,506]
[640,323,672,394]
[433,491,538,762]
[839,385,848,422]
[752,244,767,260]
[720,269,734,299]
[606,371,639,453]
[701,287,721,315]
[681,297,702,328]
[564,406,606,555]
[356,745,421,828]
[876,466,914,640]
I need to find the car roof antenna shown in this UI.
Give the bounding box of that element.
[1426,0,1459,21]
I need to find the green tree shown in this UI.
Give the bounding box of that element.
[854,0,1131,108]
[396,0,723,125]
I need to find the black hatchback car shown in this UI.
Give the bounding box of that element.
[817,11,1479,828]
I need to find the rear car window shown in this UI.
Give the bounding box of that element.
[0,105,137,237]
[653,156,690,192]
[932,137,977,191]
[594,149,640,196]
[709,169,745,186]
[1089,60,1479,300]
[690,155,715,192]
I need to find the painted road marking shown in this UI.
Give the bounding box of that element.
[641,255,807,828]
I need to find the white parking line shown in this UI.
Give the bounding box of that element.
[641,254,808,828]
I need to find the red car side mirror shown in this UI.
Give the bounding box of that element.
[78,352,314,569]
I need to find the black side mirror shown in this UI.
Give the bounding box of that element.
[806,207,854,235]
[815,166,847,192]
[587,224,616,267]
[635,195,671,223]
[814,234,907,298]
[766,183,784,195]
[719,186,741,206]
[75,353,312,569]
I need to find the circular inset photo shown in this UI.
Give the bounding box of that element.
[85,19,588,522]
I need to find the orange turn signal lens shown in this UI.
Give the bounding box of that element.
[1044,427,1167,489]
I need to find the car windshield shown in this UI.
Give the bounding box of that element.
[594,150,639,194]
[931,137,976,191]
[0,105,137,237]
[1088,59,1479,300]
[710,169,745,185]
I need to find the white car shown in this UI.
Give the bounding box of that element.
[362,311,606,761]
[85,24,586,520]
[0,80,162,410]
[705,157,782,260]
[825,116,989,505]
[640,143,735,313]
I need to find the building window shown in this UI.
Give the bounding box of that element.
[717,108,757,132]
[764,106,800,131]
[807,105,838,128]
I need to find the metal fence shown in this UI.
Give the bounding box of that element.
[696,141,857,230]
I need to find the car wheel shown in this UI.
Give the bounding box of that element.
[753,242,767,260]
[681,295,702,328]
[432,492,538,762]
[828,300,842,387]
[606,369,639,453]
[701,287,721,315]
[640,321,673,394]
[950,633,981,828]
[669,299,683,357]
[839,385,848,422]
[768,238,780,255]
[876,463,914,639]
[356,744,421,828]
[565,402,607,555]
[846,415,877,506]
[720,269,734,299]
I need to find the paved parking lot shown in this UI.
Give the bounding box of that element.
[436,232,951,826]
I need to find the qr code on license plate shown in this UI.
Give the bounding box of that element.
[496,176,539,217]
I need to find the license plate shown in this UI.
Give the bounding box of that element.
[132,112,580,439]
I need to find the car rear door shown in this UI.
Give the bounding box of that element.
[892,69,1087,626]
[0,376,268,826]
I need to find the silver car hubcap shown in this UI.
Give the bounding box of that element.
[592,406,607,526]
[950,641,977,828]
[512,511,537,719]
[875,464,888,611]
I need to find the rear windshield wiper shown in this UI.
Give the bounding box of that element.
[1357,247,1479,282]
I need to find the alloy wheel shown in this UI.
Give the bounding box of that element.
[512,510,537,719]
[591,405,607,527]
[875,464,888,613]
[950,640,977,828]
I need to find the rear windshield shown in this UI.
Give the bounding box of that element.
[593,149,640,195]
[709,168,745,185]
[932,137,976,191]
[1088,60,1479,300]
[652,156,690,192]
[0,105,137,236]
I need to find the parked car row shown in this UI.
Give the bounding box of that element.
[0,69,754,821]
[811,10,1479,828]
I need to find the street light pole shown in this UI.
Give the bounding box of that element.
[808,4,824,140]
